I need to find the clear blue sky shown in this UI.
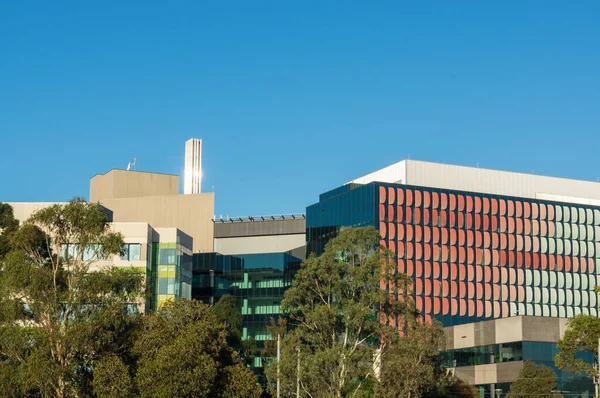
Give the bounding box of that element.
[1,1,599,217]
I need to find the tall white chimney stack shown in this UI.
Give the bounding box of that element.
[184,138,202,194]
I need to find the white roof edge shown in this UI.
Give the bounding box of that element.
[348,159,600,186]
[344,159,600,202]
[346,160,407,185]
[536,194,600,207]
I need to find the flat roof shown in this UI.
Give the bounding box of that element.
[91,168,179,179]
[347,159,600,201]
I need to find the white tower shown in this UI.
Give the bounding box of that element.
[184,138,202,194]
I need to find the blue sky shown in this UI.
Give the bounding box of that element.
[1,1,599,217]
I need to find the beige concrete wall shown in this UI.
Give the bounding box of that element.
[473,364,497,385]
[455,361,524,386]
[454,366,476,385]
[453,323,475,349]
[558,317,569,338]
[5,202,65,223]
[445,316,572,350]
[99,194,214,253]
[90,169,179,202]
[90,222,153,271]
[496,361,524,383]
[522,316,562,343]
[214,234,306,255]
[495,317,523,344]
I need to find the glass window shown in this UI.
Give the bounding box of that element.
[167,278,175,294]
[120,244,129,260]
[83,244,103,261]
[121,243,142,261]
[129,244,141,260]
[160,248,177,264]
[159,278,169,294]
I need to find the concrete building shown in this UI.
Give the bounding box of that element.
[7,161,213,312]
[90,169,214,253]
[6,202,66,223]
[308,159,600,396]
[443,316,591,396]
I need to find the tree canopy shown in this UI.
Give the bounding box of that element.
[0,199,144,398]
[0,202,20,261]
[213,294,259,367]
[555,314,600,380]
[266,226,416,398]
[132,299,262,398]
[506,361,561,398]
[378,321,446,398]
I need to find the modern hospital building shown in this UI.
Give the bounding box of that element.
[4,140,600,396]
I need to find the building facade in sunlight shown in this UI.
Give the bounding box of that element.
[307,159,600,397]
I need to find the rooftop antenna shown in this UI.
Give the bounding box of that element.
[127,158,137,171]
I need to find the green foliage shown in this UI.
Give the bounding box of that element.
[220,363,264,398]
[427,375,479,398]
[0,202,19,261]
[506,361,561,398]
[0,201,264,397]
[378,321,446,398]
[92,354,135,398]
[0,199,143,398]
[213,294,243,332]
[213,294,259,367]
[267,226,415,397]
[555,314,600,379]
[133,299,262,398]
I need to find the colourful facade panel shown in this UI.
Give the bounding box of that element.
[307,182,600,327]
